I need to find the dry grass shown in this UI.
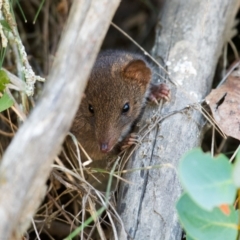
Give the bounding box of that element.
[1,0,240,239]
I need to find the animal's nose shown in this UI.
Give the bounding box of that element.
[100,142,110,153]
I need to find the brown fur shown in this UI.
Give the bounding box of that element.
[70,50,153,161]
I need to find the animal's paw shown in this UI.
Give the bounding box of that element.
[148,83,171,104]
[120,133,140,151]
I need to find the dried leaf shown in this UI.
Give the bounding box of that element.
[206,67,240,140]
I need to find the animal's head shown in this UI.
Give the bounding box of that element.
[80,51,152,153]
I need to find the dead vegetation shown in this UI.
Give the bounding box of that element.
[0,0,240,239]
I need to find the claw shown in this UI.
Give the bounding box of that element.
[149,83,171,104]
[120,133,140,150]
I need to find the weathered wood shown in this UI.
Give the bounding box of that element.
[0,0,120,238]
[116,1,239,239]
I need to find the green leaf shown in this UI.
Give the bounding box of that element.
[16,1,27,23]
[186,235,195,240]
[33,0,45,24]
[0,20,11,31]
[0,70,10,92]
[179,148,236,210]
[232,150,240,187]
[0,46,8,69]
[176,193,238,240]
[0,92,14,112]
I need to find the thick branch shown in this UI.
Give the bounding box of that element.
[0,0,120,238]
[116,0,238,239]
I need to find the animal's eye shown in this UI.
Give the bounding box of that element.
[122,102,130,113]
[89,104,94,114]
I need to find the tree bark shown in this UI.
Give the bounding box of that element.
[116,1,239,239]
[0,0,120,238]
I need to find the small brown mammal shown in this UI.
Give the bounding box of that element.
[70,50,170,162]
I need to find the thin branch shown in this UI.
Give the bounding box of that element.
[0,0,120,238]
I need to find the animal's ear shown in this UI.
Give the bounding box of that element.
[122,59,152,86]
